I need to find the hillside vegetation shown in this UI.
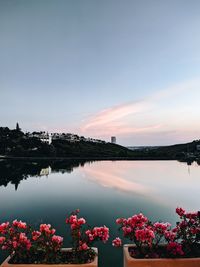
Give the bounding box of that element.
[0,127,132,158]
[1,126,200,159]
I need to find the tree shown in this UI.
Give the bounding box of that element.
[16,122,21,131]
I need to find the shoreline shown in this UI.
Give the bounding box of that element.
[0,156,177,161]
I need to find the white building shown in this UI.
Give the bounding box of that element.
[40,166,51,176]
[40,133,52,145]
[28,131,106,145]
[28,132,52,144]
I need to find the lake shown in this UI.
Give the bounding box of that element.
[0,159,200,267]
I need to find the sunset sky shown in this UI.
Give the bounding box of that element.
[0,0,200,146]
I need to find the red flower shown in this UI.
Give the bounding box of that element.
[112,237,122,247]
[167,242,184,256]
[176,207,185,217]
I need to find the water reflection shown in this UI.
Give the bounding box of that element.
[1,159,200,192]
[83,164,151,195]
[0,160,200,267]
[0,159,90,190]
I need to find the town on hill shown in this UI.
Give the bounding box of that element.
[1,124,200,162]
[0,124,130,158]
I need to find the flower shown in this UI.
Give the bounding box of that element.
[52,235,63,244]
[39,224,55,235]
[66,213,86,230]
[12,220,27,229]
[164,230,176,241]
[32,231,41,241]
[112,237,122,247]
[0,222,9,234]
[0,237,5,245]
[79,241,88,251]
[154,222,171,234]
[113,207,200,259]
[167,242,184,256]
[87,226,109,243]
[0,220,62,264]
[135,228,155,245]
[116,218,124,224]
[65,209,109,262]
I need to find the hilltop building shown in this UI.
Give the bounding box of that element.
[111,136,116,144]
[27,131,106,145]
[28,132,52,144]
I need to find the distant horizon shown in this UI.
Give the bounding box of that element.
[1,1,200,146]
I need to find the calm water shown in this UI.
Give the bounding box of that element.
[0,159,200,267]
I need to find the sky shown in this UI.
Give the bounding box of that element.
[0,0,200,146]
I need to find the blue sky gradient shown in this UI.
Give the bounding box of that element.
[0,0,200,145]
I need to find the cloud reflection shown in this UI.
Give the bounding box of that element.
[83,164,151,195]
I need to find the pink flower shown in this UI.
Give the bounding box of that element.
[69,215,77,224]
[164,230,176,241]
[178,220,188,229]
[112,237,122,247]
[0,236,5,244]
[167,242,184,256]
[91,226,109,242]
[122,226,132,236]
[190,227,200,235]
[78,218,86,225]
[185,212,198,220]
[52,235,63,244]
[71,223,77,230]
[135,228,155,244]
[26,240,32,250]
[32,231,41,241]
[19,232,27,241]
[116,218,124,224]
[18,233,31,250]
[85,230,91,235]
[0,222,9,234]
[85,230,95,241]
[66,213,86,230]
[176,207,185,217]
[79,241,88,251]
[81,242,88,250]
[88,234,94,241]
[154,222,171,234]
[12,220,27,229]
[39,224,55,235]
[125,213,148,228]
[12,241,18,249]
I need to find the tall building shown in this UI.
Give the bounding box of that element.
[111,136,116,144]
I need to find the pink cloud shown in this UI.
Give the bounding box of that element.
[80,100,157,136]
[79,78,200,143]
[81,101,150,130]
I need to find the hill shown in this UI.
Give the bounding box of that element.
[128,140,200,160]
[0,127,133,158]
[1,126,200,160]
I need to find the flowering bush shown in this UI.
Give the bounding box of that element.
[30,224,63,263]
[175,207,200,257]
[0,220,32,263]
[65,209,109,263]
[112,207,200,258]
[0,210,109,264]
[0,220,63,263]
